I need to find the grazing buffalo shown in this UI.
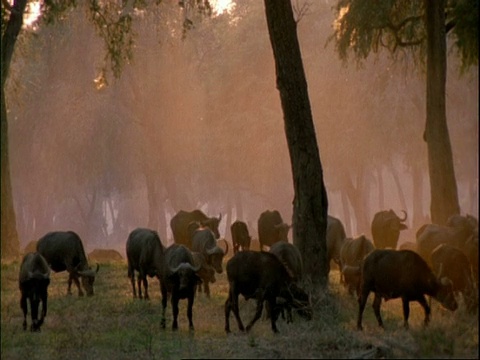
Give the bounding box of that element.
[170,210,222,249]
[37,231,99,297]
[371,209,408,249]
[340,235,375,296]
[88,248,124,263]
[224,251,312,334]
[19,252,51,332]
[269,241,303,282]
[268,241,305,322]
[357,249,458,330]
[191,251,216,298]
[416,214,478,267]
[192,228,228,274]
[326,215,347,273]
[126,228,166,300]
[231,220,252,254]
[161,244,201,331]
[430,244,478,313]
[257,210,291,251]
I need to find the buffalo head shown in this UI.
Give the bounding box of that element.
[77,263,100,296]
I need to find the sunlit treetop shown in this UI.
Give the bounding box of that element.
[1,0,215,89]
[329,0,478,72]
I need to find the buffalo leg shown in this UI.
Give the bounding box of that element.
[204,281,210,298]
[267,298,279,333]
[160,284,168,329]
[30,297,41,332]
[187,294,195,331]
[20,294,28,331]
[171,297,179,331]
[128,268,137,298]
[246,296,265,332]
[372,293,384,328]
[70,274,83,297]
[224,296,232,333]
[357,290,369,330]
[417,295,431,327]
[401,297,411,329]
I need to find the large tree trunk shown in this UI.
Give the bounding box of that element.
[424,0,460,225]
[1,0,28,259]
[264,0,329,289]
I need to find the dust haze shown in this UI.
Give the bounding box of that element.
[8,1,478,256]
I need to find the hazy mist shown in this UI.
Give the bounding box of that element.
[7,1,478,256]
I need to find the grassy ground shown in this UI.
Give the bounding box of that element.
[1,258,478,359]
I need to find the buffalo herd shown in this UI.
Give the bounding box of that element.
[19,208,478,333]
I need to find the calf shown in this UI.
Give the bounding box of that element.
[126,228,165,300]
[224,251,311,334]
[357,249,458,330]
[19,252,51,332]
[161,244,201,331]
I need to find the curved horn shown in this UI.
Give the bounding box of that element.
[218,213,222,222]
[206,246,223,256]
[218,238,229,255]
[399,210,408,222]
[189,262,202,272]
[168,263,183,274]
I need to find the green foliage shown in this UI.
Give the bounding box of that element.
[448,0,479,71]
[329,0,478,70]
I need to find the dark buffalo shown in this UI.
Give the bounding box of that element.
[88,248,124,263]
[416,214,478,267]
[326,215,347,273]
[192,228,228,274]
[160,244,201,331]
[357,249,458,330]
[191,251,216,298]
[37,231,99,297]
[269,241,303,282]
[19,252,51,332]
[257,210,291,251]
[371,209,408,249]
[224,251,312,334]
[430,244,478,313]
[268,241,305,322]
[231,220,252,254]
[170,210,222,249]
[126,228,165,300]
[340,235,375,296]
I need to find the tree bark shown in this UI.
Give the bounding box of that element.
[264,0,329,288]
[424,0,460,225]
[1,0,28,259]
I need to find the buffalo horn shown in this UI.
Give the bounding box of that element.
[399,210,408,222]
[206,246,224,256]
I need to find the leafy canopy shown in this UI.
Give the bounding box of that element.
[329,0,478,71]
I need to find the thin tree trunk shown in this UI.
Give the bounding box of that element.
[1,0,28,259]
[264,0,329,289]
[424,0,460,225]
